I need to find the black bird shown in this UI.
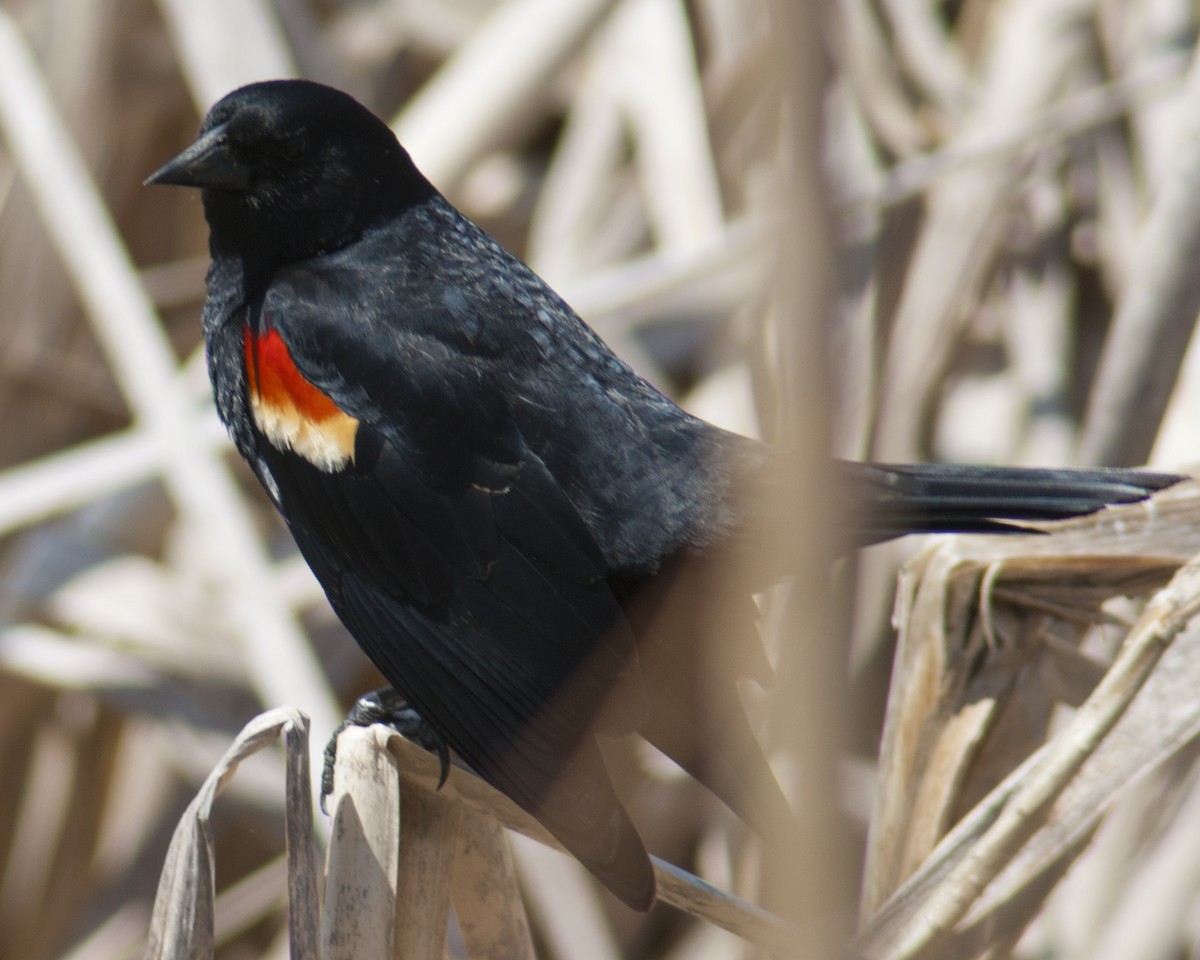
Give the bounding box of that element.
[147,80,1179,910]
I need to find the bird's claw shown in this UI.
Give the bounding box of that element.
[321,687,451,813]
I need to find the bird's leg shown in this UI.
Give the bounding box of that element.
[320,687,451,813]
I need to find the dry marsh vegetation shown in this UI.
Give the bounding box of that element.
[1,0,1200,957]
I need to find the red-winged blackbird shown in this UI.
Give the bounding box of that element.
[148,80,1179,910]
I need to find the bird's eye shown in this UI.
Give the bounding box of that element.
[280,134,309,162]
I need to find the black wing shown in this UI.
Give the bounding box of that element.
[257,235,666,907]
[258,209,796,904]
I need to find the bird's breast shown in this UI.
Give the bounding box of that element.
[242,325,359,472]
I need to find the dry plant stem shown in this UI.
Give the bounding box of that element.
[526,57,627,284]
[450,815,537,960]
[0,426,188,537]
[858,546,981,917]
[0,9,341,759]
[509,835,624,960]
[605,0,724,254]
[211,857,289,947]
[284,717,319,957]
[1112,0,1192,187]
[847,53,1187,213]
[324,726,793,955]
[395,0,620,186]
[1008,259,1075,466]
[876,0,968,115]
[839,0,929,156]
[0,410,226,537]
[321,725,404,960]
[881,550,1200,960]
[1078,44,1200,466]
[1090,118,1141,295]
[377,732,795,952]
[762,0,848,951]
[859,487,1200,955]
[564,220,768,330]
[60,902,153,960]
[870,0,1094,462]
[144,708,316,960]
[392,781,461,960]
[154,0,297,107]
[1086,767,1200,960]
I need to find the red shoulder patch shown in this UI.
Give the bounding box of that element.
[243,326,359,471]
[244,326,342,419]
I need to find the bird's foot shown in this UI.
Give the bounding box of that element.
[321,687,451,813]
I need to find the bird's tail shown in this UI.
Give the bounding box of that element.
[847,462,1182,545]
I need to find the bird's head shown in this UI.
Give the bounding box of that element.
[147,80,432,275]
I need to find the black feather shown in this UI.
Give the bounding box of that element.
[146,79,1184,910]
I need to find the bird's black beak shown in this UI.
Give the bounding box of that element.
[144,123,250,190]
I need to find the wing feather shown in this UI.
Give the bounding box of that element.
[244,223,763,908]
